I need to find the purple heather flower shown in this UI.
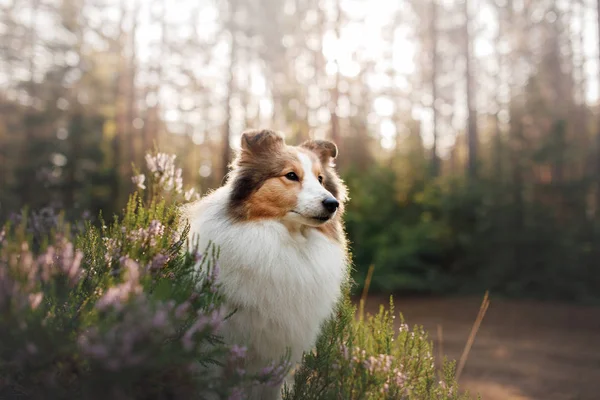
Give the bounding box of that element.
[147,253,169,272]
[95,281,142,311]
[174,302,191,319]
[127,220,165,247]
[145,153,176,176]
[174,167,183,193]
[103,237,121,264]
[227,388,245,400]
[62,248,84,285]
[152,308,169,328]
[181,307,224,351]
[393,368,407,386]
[145,152,183,194]
[205,263,220,292]
[28,292,43,310]
[184,188,200,202]
[148,220,164,236]
[229,345,247,360]
[132,174,146,190]
[258,360,292,387]
[121,256,141,283]
[340,344,349,360]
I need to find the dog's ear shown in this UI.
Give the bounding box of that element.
[240,129,284,154]
[301,139,338,164]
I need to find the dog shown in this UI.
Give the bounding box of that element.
[183,129,349,399]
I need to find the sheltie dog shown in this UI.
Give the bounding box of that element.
[183,129,349,399]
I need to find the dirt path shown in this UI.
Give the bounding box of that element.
[360,295,600,400]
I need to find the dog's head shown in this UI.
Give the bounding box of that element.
[227,129,347,230]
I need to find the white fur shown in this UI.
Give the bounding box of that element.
[281,152,338,227]
[184,178,347,399]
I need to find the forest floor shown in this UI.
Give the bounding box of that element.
[359,295,600,400]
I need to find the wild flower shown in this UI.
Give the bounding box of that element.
[145,152,183,194]
[131,174,146,190]
[145,152,175,176]
[174,301,191,319]
[205,262,220,293]
[95,283,141,311]
[95,257,143,311]
[147,252,169,272]
[393,368,407,386]
[28,292,43,310]
[0,149,468,399]
[103,237,121,263]
[258,359,292,387]
[184,188,200,202]
[127,220,165,247]
[229,345,247,360]
[181,307,224,351]
[439,380,454,396]
[152,308,169,328]
[54,240,84,286]
[227,387,245,400]
[363,354,394,374]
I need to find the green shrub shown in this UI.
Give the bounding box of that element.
[285,297,471,400]
[344,163,600,302]
[0,151,470,399]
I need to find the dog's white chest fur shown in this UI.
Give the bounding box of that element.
[186,187,346,365]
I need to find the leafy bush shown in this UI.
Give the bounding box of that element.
[285,297,470,400]
[0,151,470,399]
[344,163,600,302]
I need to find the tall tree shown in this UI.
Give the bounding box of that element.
[220,0,239,182]
[596,0,600,210]
[329,0,343,145]
[430,0,440,177]
[464,0,477,179]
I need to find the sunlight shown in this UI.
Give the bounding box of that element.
[380,118,397,150]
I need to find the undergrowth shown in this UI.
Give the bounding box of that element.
[0,151,475,399]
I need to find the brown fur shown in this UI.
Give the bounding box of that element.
[227,129,348,244]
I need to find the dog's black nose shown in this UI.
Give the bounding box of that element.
[322,198,339,213]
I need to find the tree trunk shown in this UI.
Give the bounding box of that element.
[464,0,478,179]
[220,0,238,182]
[127,0,140,167]
[142,0,167,154]
[493,2,504,178]
[430,0,440,177]
[20,0,40,206]
[329,0,342,144]
[596,0,600,211]
[113,1,130,206]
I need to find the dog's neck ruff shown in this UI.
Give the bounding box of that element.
[185,185,347,364]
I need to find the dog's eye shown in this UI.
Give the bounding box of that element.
[285,172,299,181]
[318,175,323,184]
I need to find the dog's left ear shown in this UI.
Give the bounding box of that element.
[240,129,284,155]
[301,140,338,164]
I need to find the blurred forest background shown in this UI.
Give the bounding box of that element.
[2,0,600,302]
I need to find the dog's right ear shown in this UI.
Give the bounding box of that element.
[240,129,284,155]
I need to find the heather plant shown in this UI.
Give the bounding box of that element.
[0,150,472,400]
[283,296,472,400]
[0,151,285,400]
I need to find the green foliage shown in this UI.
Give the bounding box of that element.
[344,163,600,302]
[284,297,469,400]
[0,152,279,399]
[0,151,470,399]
